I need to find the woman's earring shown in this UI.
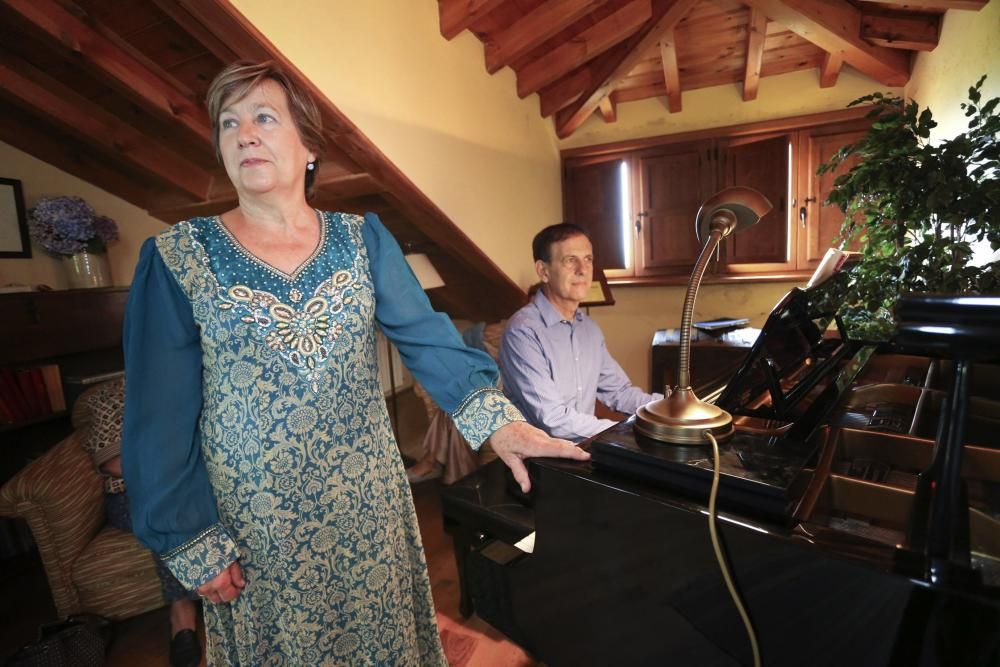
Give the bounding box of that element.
[307,161,316,171]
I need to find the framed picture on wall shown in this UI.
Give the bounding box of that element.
[0,178,30,259]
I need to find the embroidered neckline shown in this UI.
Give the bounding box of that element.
[215,209,328,282]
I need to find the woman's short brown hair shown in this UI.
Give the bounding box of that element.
[206,61,326,198]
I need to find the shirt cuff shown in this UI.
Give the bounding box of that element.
[160,523,239,590]
[451,387,525,452]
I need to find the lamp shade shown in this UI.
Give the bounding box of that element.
[405,253,445,290]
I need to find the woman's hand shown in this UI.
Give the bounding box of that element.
[488,421,590,493]
[197,561,245,604]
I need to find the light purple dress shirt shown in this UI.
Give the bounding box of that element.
[500,290,662,441]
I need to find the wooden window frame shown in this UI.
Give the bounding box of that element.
[561,107,873,287]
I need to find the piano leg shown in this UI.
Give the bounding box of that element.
[450,530,475,618]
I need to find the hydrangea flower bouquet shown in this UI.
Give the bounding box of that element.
[28,196,119,257]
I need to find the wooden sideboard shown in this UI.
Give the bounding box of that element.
[0,287,130,556]
[0,287,128,474]
[0,287,128,365]
[650,326,761,395]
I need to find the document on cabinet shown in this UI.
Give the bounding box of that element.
[514,531,536,554]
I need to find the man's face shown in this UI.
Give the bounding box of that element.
[537,234,594,306]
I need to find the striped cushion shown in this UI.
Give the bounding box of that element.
[74,527,166,620]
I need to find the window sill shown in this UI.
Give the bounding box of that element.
[608,270,812,288]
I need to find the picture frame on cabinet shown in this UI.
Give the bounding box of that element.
[581,267,615,308]
[0,178,30,259]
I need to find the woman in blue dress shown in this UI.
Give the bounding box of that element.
[121,61,588,666]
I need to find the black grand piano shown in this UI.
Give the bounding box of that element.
[440,290,1000,666]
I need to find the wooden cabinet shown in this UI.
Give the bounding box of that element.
[563,156,627,271]
[561,109,871,284]
[796,126,868,271]
[718,133,793,273]
[634,141,712,277]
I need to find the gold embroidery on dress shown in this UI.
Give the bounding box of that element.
[224,270,357,391]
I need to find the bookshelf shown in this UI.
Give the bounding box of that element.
[0,287,129,558]
[0,287,128,471]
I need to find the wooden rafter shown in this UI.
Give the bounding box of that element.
[516,0,651,98]
[599,96,617,122]
[743,8,768,101]
[858,0,986,9]
[861,11,940,51]
[743,0,910,86]
[149,172,382,221]
[659,29,682,112]
[3,0,213,146]
[150,0,241,64]
[555,0,700,138]
[0,57,215,200]
[0,102,159,211]
[485,0,609,74]
[819,52,843,88]
[539,68,591,118]
[438,0,507,40]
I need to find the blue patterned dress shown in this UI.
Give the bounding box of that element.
[121,211,523,666]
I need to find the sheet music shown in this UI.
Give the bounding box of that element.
[514,531,536,554]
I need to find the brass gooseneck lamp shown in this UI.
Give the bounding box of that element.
[635,186,772,445]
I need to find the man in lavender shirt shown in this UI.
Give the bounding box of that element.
[500,224,663,442]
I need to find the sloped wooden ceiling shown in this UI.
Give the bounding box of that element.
[438,0,988,138]
[0,0,525,322]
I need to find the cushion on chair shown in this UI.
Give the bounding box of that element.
[73,526,167,620]
[72,377,125,467]
[0,434,105,616]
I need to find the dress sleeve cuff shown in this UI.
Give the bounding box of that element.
[450,387,525,452]
[160,523,239,590]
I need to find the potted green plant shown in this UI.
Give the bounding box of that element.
[816,75,999,341]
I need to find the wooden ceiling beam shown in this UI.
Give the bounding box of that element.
[0,102,160,213]
[659,28,682,112]
[598,96,617,122]
[539,68,590,117]
[742,8,768,101]
[516,0,651,98]
[556,0,699,138]
[0,57,214,200]
[819,51,843,87]
[150,0,241,64]
[150,171,383,222]
[857,0,985,9]
[485,0,609,74]
[438,0,507,40]
[742,0,910,86]
[861,11,940,51]
[3,0,213,146]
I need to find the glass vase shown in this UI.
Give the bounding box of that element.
[63,250,111,289]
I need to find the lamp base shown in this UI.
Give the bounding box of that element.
[634,387,734,445]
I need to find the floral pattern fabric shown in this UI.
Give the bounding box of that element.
[124,211,523,666]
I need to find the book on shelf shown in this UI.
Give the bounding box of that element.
[0,363,65,425]
[40,364,66,412]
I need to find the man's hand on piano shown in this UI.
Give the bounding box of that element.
[488,421,590,493]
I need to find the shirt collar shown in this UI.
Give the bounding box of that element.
[533,289,582,328]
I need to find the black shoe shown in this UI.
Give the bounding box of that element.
[169,628,201,667]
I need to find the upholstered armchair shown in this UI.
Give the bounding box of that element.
[0,386,166,620]
[410,322,506,483]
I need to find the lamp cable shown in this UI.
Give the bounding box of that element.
[705,430,761,667]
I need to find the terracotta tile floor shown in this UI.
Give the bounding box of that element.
[0,388,537,665]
